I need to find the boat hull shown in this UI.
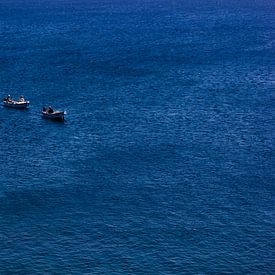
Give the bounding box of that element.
[42,111,65,121]
[3,101,30,109]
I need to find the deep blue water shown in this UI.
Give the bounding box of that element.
[0,0,274,273]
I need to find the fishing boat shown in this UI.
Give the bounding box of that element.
[42,107,65,121]
[2,98,30,109]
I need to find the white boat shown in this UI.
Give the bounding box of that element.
[42,108,65,121]
[3,99,30,109]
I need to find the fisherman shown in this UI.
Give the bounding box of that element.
[48,106,54,113]
[5,95,11,102]
[19,95,25,102]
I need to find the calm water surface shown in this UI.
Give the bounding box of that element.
[0,0,274,273]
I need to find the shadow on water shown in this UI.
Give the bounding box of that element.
[41,116,66,123]
[1,106,30,112]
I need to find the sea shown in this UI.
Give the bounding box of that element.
[0,0,274,273]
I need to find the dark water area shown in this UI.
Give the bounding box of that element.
[0,0,274,273]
